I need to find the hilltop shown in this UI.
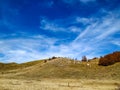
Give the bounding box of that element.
[0,56,120,80]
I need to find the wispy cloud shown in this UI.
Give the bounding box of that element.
[76,17,93,25]
[111,38,120,46]
[0,35,57,63]
[40,18,65,32]
[1,8,120,63]
[72,9,120,57]
[40,17,82,33]
[0,0,120,63]
[75,10,120,41]
[0,32,97,63]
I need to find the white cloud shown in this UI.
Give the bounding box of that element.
[0,33,95,63]
[72,9,120,58]
[0,35,57,63]
[40,18,65,32]
[111,40,120,46]
[68,26,81,33]
[74,11,120,42]
[1,8,120,63]
[40,17,82,33]
[76,17,91,24]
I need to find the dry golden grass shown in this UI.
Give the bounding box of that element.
[0,58,120,90]
[6,58,119,80]
[0,78,120,90]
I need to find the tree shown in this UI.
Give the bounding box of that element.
[82,56,87,62]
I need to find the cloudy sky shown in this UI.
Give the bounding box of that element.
[0,0,120,63]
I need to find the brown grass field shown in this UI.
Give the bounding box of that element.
[0,58,120,90]
[0,78,120,90]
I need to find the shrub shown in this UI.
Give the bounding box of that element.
[44,60,47,63]
[99,51,120,66]
[48,56,57,60]
[51,56,57,59]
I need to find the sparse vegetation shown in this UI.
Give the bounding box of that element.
[0,56,120,80]
[0,51,120,90]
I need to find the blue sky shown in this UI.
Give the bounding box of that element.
[0,0,120,63]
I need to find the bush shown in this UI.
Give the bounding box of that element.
[51,56,57,59]
[48,56,57,60]
[44,60,47,63]
[99,51,120,66]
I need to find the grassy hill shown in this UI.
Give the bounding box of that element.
[0,57,120,80]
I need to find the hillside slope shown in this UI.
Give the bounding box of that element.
[0,58,120,80]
